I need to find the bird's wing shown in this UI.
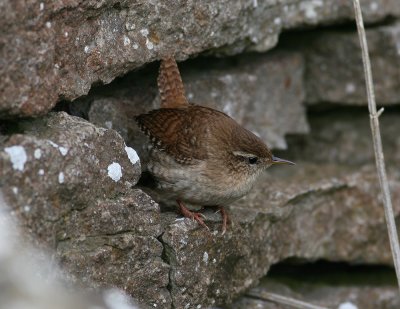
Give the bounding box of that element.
[135,106,211,164]
[158,57,189,108]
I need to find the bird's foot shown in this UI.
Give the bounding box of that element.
[177,200,210,231]
[217,206,229,235]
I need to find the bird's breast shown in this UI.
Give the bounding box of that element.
[145,148,259,206]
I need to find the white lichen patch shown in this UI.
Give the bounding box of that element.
[34,149,42,159]
[146,39,154,50]
[140,28,149,37]
[108,162,122,182]
[58,172,65,184]
[274,17,282,25]
[125,22,135,31]
[59,147,69,156]
[123,35,131,46]
[125,146,140,165]
[5,146,27,171]
[47,141,68,156]
[338,302,358,309]
[84,45,90,53]
[132,43,139,49]
[48,140,59,148]
[202,252,209,265]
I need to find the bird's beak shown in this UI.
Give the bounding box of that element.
[271,156,295,165]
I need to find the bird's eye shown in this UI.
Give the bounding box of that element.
[248,157,258,165]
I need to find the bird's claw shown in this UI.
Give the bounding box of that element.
[190,212,210,231]
[177,200,210,231]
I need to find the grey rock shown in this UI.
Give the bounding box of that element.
[56,191,171,308]
[88,98,135,142]
[2,0,399,118]
[0,112,169,307]
[282,108,400,166]
[0,112,141,244]
[87,52,308,150]
[0,112,170,307]
[0,196,145,309]
[280,0,400,28]
[293,22,400,105]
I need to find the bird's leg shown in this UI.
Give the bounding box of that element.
[217,206,229,235]
[177,199,209,231]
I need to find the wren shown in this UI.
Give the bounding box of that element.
[135,57,294,234]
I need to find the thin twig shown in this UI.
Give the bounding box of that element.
[352,0,400,292]
[247,290,329,309]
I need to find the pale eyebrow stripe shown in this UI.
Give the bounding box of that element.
[232,151,257,158]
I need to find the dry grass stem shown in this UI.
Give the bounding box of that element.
[352,0,400,292]
[248,291,329,309]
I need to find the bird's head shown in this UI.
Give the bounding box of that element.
[228,125,294,177]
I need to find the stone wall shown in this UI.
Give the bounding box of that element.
[1,1,400,308]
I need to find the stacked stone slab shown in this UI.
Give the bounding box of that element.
[2,0,400,117]
[2,1,400,308]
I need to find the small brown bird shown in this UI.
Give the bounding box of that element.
[135,57,293,233]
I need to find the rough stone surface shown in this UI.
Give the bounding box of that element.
[3,112,400,308]
[0,112,141,244]
[232,279,400,309]
[86,52,308,150]
[289,22,400,105]
[279,0,400,28]
[0,112,170,307]
[282,108,400,166]
[56,190,170,308]
[161,163,400,308]
[2,0,400,118]
[0,197,144,309]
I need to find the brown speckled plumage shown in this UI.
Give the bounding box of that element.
[157,57,188,108]
[136,105,271,165]
[135,56,293,233]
